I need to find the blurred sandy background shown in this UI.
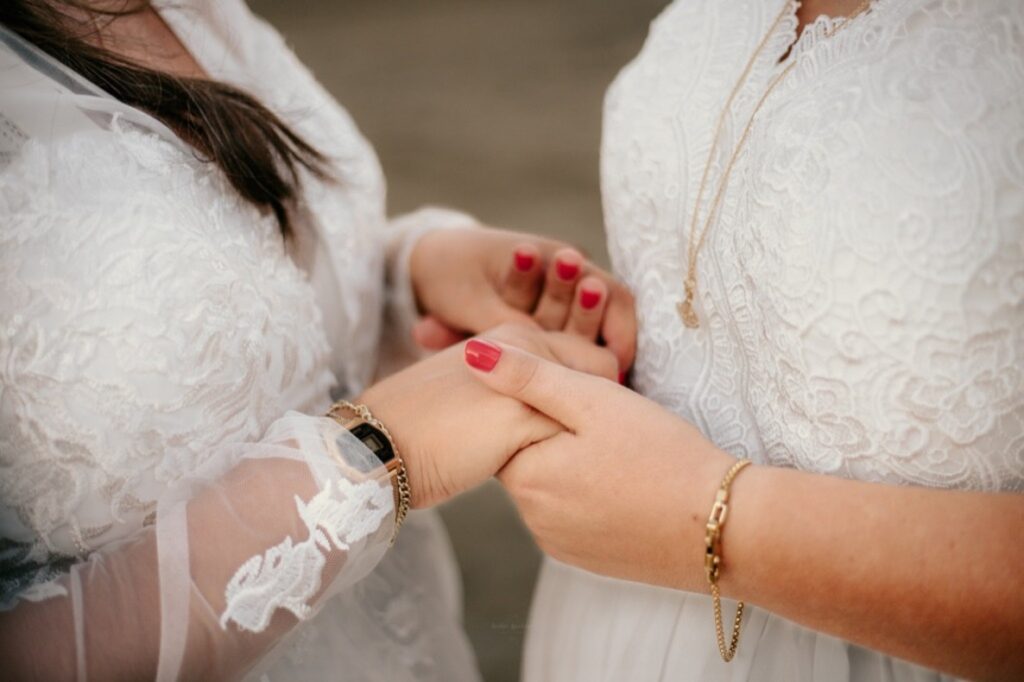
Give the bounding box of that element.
[248,1,666,679]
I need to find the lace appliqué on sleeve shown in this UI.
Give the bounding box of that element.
[220,478,393,633]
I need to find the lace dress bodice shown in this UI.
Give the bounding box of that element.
[0,2,478,680]
[606,0,1024,491]
[524,1,1024,680]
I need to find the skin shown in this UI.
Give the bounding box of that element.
[405,0,864,367]
[58,2,636,508]
[411,226,636,370]
[0,324,618,681]
[466,340,1024,682]
[0,6,633,677]
[360,323,618,508]
[80,3,637,369]
[460,4,1024,679]
[796,0,873,34]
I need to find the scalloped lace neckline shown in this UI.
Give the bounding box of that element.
[783,0,897,65]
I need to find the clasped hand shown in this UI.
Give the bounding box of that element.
[360,322,619,507]
[463,337,736,593]
[361,225,730,591]
[357,225,637,507]
[408,225,637,373]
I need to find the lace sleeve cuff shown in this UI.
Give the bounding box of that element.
[383,206,482,367]
[0,413,397,681]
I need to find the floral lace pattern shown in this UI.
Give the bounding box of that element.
[522,3,1022,681]
[221,479,393,633]
[0,126,337,566]
[0,3,481,678]
[0,0,388,582]
[603,0,1024,491]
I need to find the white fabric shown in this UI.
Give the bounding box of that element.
[0,2,479,680]
[525,1,1023,681]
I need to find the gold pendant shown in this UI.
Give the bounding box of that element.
[677,299,700,328]
[678,277,701,328]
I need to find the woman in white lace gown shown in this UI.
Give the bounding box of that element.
[464,1,1024,681]
[0,1,635,680]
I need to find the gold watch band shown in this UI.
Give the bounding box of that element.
[326,400,411,544]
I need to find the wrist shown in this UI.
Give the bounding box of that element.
[391,214,475,322]
[355,388,437,509]
[714,463,775,602]
[326,399,411,541]
[407,224,474,315]
[688,456,770,605]
[652,436,737,592]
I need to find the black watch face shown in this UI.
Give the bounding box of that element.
[350,422,395,465]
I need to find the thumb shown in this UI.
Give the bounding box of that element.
[412,316,466,350]
[463,338,597,430]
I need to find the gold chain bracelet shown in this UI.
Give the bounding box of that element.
[704,458,752,662]
[326,400,411,544]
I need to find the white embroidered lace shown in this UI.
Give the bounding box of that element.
[220,479,394,634]
[0,2,481,680]
[525,1,1023,681]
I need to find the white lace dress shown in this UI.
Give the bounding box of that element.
[524,1,1024,680]
[0,2,479,680]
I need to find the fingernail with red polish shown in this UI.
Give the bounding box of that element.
[465,339,502,372]
[556,259,580,281]
[618,371,627,385]
[514,250,535,272]
[580,288,602,310]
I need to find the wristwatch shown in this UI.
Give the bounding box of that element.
[329,404,397,470]
[325,400,411,542]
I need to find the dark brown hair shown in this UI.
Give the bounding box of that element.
[1,0,328,237]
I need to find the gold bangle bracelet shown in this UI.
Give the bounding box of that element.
[704,458,752,662]
[326,400,411,544]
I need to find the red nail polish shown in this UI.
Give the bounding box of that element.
[465,339,502,372]
[514,250,535,272]
[556,260,580,281]
[580,288,602,310]
[618,371,626,385]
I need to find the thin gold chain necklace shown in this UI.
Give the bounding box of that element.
[677,0,873,329]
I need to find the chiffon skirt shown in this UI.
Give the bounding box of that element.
[523,558,961,682]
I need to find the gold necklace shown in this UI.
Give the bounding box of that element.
[677,0,873,329]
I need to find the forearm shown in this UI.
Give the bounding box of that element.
[0,419,394,681]
[460,339,1024,678]
[0,533,162,681]
[0,459,348,681]
[384,206,480,307]
[720,465,1024,680]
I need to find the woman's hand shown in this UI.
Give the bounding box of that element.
[408,226,636,372]
[463,340,1024,681]
[461,337,734,591]
[358,323,618,508]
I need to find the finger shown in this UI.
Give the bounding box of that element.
[532,248,583,330]
[496,432,569,490]
[412,316,466,350]
[458,290,538,335]
[564,276,608,341]
[543,331,618,382]
[600,283,638,372]
[501,244,544,312]
[464,338,608,429]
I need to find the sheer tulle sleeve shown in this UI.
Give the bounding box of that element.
[0,417,395,681]
[0,124,396,679]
